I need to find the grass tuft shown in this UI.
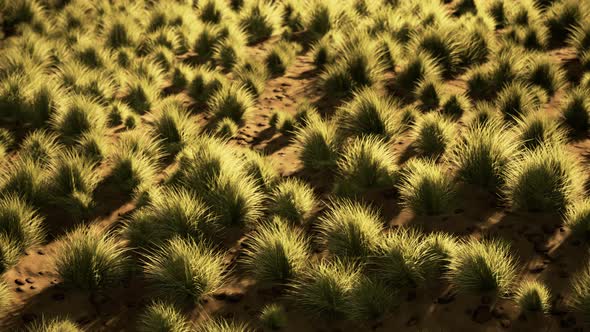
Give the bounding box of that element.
[56,225,129,291]
[294,114,340,172]
[410,113,456,159]
[505,145,584,212]
[291,259,360,319]
[334,136,397,197]
[398,159,456,216]
[242,217,309,284]
[335,88,401,142]
[446,238,518,296]
[269,178,316,225]
[208,83,255,127]
[144,236,226,305]
[317,199,383,259]
[514,280,552,313]
[450,121,518,193]
[259,303,287,330]
[137,301,192,332]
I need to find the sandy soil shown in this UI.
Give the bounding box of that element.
[0,31,589,332]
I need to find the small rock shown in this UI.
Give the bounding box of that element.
[371,321,384,330]
[437,291,456,304]
[500,319,511,329]
[29,286,36,290]
[560,315,576,328]
[226,292,244,303]
[16,287,24,293]
[492,306,505,318]
[15,279,25,286]
[406,315,419,326]
[472,305,493,324]
[542,224,554,235]
[22,313,37,323]
[25,278,34,284]
[529,263,546,274]
[37,250,45,255]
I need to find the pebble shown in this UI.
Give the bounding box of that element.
[406,315,419,326]
[472,305,493,324]
[16,287,24,293]
[25,277,34,284]
[15,279,25,286]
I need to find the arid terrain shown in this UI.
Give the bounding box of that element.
[2,0,590,331]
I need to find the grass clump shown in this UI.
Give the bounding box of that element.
[291,260,360,319]
[24,317,83,332]
[259,303,287,330]
[124,188,219,250]
[234,60,268,98]
[564,199,590,240]
[208,83,255,127]
[269,178,316,225]
[0,194,44,250]
[441,94,470,119]
[451,121,518,193]
[46,151,100,219]
[0,235,20,274]
[321,39,386,98]
[51,95,105,144]
[75,131,110,165]
[265,41,299,77]
[188,67,227,106]
[392,53,442,102]
[106,149,159,199]
[334,136,397,197]
[524,55,564,97]
[171,140,265,227]
[374,228,446,289]
[545,0,587,47]
[447,238,518,296]
[348,276,396,321]
[505,145,584,213]
[242,218,309,284]
[197,318,251,332]
[317,199,383,260]
[122,77,161,115]
[144,236,226,305]
[214,118,239,139]
[495,82,542,121]
[410,26,461,77]
[514,280,552,314]
[410,113,456,159]
[398,159,456,216]
[335,88,401,142]
[56,226,129,291]
[239,0,282,45]
[0,157,47,206]
[513,112,565,150]
[294,114,340,172]
[137,301,192,332]
[151,100,197,155]
[415,78,444,112]
[561,87,590,134]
